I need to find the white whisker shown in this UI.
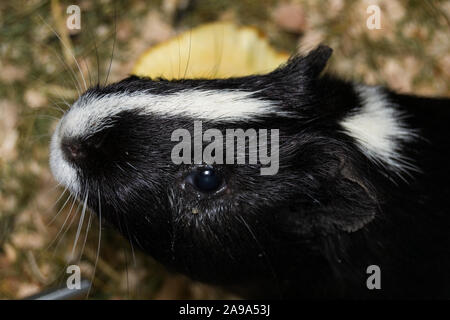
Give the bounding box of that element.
[78,210,93,263]
[70,192,89,260]
[47,192,72,226]
[38,15,88,91]
[87,188,102,298]
[49,195,79,254]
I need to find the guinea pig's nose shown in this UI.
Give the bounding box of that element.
[61,138,86,163]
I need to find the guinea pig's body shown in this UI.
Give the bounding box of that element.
[50,46,450,298]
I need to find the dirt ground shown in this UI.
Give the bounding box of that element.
[0,0,449,299]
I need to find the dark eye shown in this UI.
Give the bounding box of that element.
[190,167,224,193]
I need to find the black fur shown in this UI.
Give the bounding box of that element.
[56,46,450,298]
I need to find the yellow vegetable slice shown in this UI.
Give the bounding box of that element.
[132,22,289,79]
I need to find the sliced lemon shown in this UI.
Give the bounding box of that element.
[132,22,289,79]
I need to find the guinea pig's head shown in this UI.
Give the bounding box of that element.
[50,46,387,286]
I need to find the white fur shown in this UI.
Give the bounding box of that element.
[60,89,279,138]
[49,121,80,195]
[340,85,416,173]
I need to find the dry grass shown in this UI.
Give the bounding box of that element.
[0,0,449,299]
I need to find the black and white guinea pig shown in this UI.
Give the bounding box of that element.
[49,45,450,299]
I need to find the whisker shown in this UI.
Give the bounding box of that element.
[53,199,82,258]
[104,3,117,86]
[126,161,138,171]
[23,114,60,121]
[77,210,93,263]
[82,56,93,89]
[48,194,78,252]
[33,183,67,215]
[58,96,72,109]
[49,186,69,211]
[183,29,192,79]
[87,188,102,298]
[29,133,53,145]
[210,25,225,78]
[177,36,181,79]
[47,192,72,226]
[47,103,66,115]
[85,15,100,87]
[115,163,126,173]
[124,221,136,267]
[70,192,89,260]
[38,15,88,91]
[30,42,83,98]
[123,246,130,299]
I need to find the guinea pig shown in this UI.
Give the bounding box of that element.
[49,45,450,298]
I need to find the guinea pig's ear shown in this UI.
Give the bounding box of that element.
[324,164,377,233]
[289,153,379,236]
[272,45,333,80]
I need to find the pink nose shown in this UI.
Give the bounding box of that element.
[61,139,85,163]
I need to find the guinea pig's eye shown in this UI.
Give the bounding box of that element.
[187,166,225,194]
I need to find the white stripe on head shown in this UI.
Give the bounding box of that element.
[340,85,417,174]
[60,89,279,138]
[51,88,279,192]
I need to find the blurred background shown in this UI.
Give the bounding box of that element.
[0,0,449,299]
